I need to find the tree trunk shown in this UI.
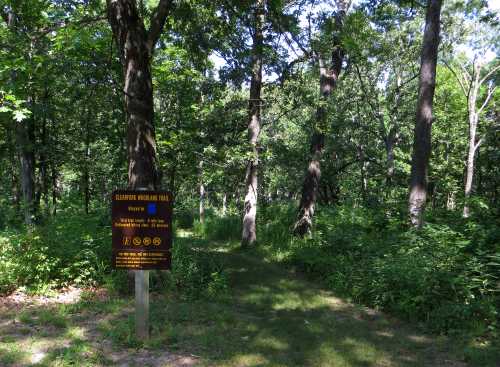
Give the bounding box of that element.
[293,5,346,236]
[40,113,50,215]
[8,127,20,211]
[83,148,91,215]
[51,163,58,216]
[222,192,227,216]
[107,0,173,291]
[199,160,205,224]
[3,11,36,226]
[10,158,20,211]
[408,0,442,228]
[357,145,368,200]
[461,62,485,218]
[446,191,456,210]
[241,0,265,248]
[17,115,36,226]
[463,115,478,217]
[83,110,91,215]
[386,130,396,183]
[107,0,173,190]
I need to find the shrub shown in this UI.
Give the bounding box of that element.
[0,211,111,293]
[260,204,499,336]
[168,237,228,299]
[193,215,241,241]
[174,209,195,229]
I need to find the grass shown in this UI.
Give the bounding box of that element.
[0,232,498,366]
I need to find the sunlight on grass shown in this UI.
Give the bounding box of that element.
[1,233,497,366]
[254,336,289,351]
[64,326,86,339]
[225,353,268,367]
[0,342,29,366]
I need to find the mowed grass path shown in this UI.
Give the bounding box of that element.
[0,233,483,366]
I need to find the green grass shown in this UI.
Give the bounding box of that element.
[0,232,498,366]
[0,341,29,366]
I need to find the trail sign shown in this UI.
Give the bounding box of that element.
[112,190,172,270]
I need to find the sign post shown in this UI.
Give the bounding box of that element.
[135,269,149,339]
[111,190,172,340]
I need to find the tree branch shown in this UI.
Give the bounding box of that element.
[478,85,496,115]
[354,64,384,131]
[279,54,309,84]
[147,0,174,56]
[33,15,107,41]
[444,60,468,97]
[474,137,483,152]
[479,63,500,86]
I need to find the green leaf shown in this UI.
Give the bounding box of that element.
[13,110,29,122]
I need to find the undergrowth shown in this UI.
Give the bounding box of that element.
[194,203,500,339]
[0,209,228,300]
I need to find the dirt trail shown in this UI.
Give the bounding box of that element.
[0,235,471,366]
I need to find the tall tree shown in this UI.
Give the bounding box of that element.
[0,4,36,225]
[293,0,350,236]
[446,60,499,217]
[106,0,173,189]
[408,0,442,227]
[241,0,265,247]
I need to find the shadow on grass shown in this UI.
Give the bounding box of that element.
[0,235,498,366]
[141,237,495,366]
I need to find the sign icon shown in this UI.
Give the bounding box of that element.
[147,203,157,215]
[133,237,142,246]
[122,237,131,246]
[143,237,151,246]
[153,237,161,246]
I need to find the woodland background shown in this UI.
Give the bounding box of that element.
[0,0,499,365]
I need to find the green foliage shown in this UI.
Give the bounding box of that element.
[168,237,228,300]
[0,90,31,121]
[0,207,229,300]
[254,204,499,337]
[174,209,196,229]
[0,211,110,294]
[193,214,241,241]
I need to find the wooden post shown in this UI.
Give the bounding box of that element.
[135,187,149,340]
[135,269,149,340]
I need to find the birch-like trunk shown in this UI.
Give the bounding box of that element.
[241,0,265,247]
[199,160,205,224]
[463,114,478,218]
[222,193,227,216]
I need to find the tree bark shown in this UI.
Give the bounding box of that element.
[460,62,498,217]
[17,114,36,226]
[293,4,347,236]
[107,0,173,190]
[83,139,91,215]
[40,107,50,215]
[357,145,368,201]
[408,0,442,228]
[199,160,205,224]
[2,8,37,226]
[222,192,227,216]
[241,0,265,248]
[386,128,396,184]
[51,163,58,216]
[463,114,478,218]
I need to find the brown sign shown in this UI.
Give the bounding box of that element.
[112,190,172,270]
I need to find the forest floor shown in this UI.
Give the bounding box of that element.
[0,232,488,367]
